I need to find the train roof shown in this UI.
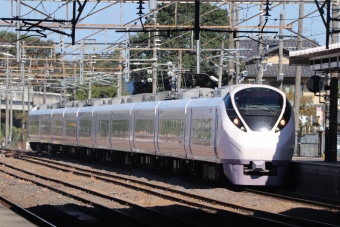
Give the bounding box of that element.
[34,84,280,111]
[35,87,215,110]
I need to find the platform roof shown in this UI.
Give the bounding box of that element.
[289,43,340,70]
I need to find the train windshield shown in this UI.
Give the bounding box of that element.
[234,88,283,111]
[233,88,284,132]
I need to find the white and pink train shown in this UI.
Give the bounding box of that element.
[28,84,295,185]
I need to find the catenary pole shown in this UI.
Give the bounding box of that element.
[293,1,304,132]
[256,4,264,84]
[278,13,283,90]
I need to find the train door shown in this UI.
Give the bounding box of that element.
[91,107,97,147]
[184,107,193,156]
[213,107,219,158]
[109,111,113,148]
[129,105,136,151]
[189,106,217,160]
[94,112,98,148]
[155,107,160,154]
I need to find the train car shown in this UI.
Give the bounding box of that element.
[28,85,295,186]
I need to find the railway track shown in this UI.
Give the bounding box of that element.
[2,153,338,227]
[0,161,201,227]
[243,187,340,211]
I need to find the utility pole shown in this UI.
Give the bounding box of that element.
[10,92,12,146]
[235,4,240,85]
[16,0,21,63]
[27,80,30,112]
[152,11,158,94]
[21,42,25,143]
[229,3,234,84]
[0,94,1,146]
[332,2,339,44]
[124,32,131,83]
[218,41,224,88]
[177,50,182,91]
[195,0,200,74]
[293,1,304,132]
[256,4,264,84]
[278,13,284,90]
[171,63,176,91]
[43,83,46,104]
[88,79,92,100]
[118,51,122,97]
[80,40,84,85]
[5,53,9,148]
[175,2,178,26]
[73,63,76,100]
[62,58,65,101]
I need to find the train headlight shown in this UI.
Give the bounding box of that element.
[279,119,286,126]
[231,117,247,132]
[225,94,247,132]
[275,99,292,133]
[276,118,286,132]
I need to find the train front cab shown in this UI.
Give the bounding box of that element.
[220,86,295,186]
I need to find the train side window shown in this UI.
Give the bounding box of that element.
[135,119,154,136]
[66,120,77,136]
[99,120,109,138]
[54,120,62,136]
[191,118,212,146]
[30,120,39,135]
[111,119,129,140]
[159,119,184,143]
[224,94,233,109]
[224,94,237,116]
[79,120,91,134]
[42,118,51,134]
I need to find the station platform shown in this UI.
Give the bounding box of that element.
[290,156,340,201]
[0,203,37,227]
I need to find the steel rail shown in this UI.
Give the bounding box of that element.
[0,161,201,227]
[244,188,340,210]
[15,155,338,227]
[24,155,340,210]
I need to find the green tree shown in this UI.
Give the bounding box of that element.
[286,93,316,127]
[129,3,230,94]
[73,82,129,100]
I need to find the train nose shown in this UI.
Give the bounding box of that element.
[235,131,279,160]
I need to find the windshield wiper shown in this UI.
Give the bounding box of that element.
[235,103,246,111]
[248,103,275,112]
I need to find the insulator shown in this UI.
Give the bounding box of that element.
[136,5,145,10]
[137,9,144,15]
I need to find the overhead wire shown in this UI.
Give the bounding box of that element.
[20,1,43,18]
[78,1,101,23]
[4,2,327,84]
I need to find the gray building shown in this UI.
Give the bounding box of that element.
[239,38,319,96]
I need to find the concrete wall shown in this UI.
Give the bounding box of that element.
[290,161,340,201]
[32,92,62,106]
[0,85,62,111]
